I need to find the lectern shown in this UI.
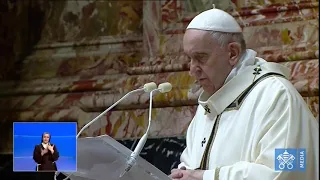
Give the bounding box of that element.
[61,135,171,180]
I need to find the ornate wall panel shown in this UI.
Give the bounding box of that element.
[0,0,318,162]
[0,0,144,153]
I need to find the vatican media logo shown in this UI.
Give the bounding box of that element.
[275,148,306,171]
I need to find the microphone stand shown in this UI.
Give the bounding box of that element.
[56,82,157,180]
[119,82,172,178]
[77,89,143,138]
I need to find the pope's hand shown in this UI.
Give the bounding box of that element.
[169,168,204,180]
[169,168,184,179]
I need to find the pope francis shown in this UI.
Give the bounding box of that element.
[169,6,319,180]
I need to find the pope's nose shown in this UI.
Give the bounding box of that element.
[189,65,202,78]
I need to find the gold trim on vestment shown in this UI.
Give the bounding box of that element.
[224,74,286,112]
[198,73,287,170]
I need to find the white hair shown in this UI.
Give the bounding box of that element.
[209,31,246,53]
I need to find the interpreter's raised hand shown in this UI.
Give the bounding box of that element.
[169,168,204,180]
[47,144,54,152]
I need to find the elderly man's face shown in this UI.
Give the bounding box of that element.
[183,30,233,95]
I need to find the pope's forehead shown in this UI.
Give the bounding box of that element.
[183,30,217,51]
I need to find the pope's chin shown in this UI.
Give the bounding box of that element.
[199,82,215,95]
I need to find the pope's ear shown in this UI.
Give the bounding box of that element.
[227,42,241,66]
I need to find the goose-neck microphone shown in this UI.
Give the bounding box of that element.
[119,82,173,178]
[57,82,158,180]
[76,82,158,138]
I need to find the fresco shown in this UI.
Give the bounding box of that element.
[0,0,318,158]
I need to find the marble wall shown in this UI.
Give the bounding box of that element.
[0,0,318,174]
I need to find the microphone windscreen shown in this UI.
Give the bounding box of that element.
[143,82,157,92]
[158,82,172,93]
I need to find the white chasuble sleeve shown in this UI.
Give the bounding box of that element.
[178,106,199,169]
[203,78,319,180]
[178,106,206,169]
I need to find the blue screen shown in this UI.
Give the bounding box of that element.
[13,122,77,172]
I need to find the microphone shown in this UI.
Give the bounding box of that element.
[57,82,157,180]
[76,82,157,139]
[119,82,173,178]
[158,82,173,93]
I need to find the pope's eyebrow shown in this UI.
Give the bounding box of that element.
[195,52,207,55]
[193,52,209,57]
[184,51,209,59]
[183,52,190,57]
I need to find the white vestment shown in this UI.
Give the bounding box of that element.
[178,51,319,180]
